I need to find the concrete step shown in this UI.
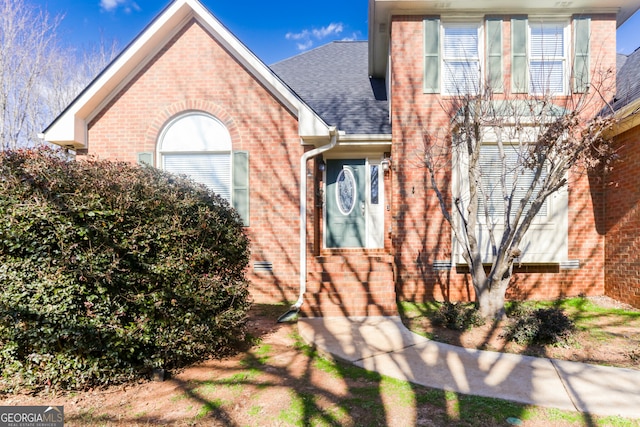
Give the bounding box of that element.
[302,290,398,317]
[305,279,395,294]
[307,270,393,285]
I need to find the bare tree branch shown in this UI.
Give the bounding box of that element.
[0,0,117,149]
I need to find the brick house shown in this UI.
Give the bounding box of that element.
[43,0,640,316]
[606,48,640,309]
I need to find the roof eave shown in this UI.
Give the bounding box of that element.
[609,98,640,136]
[369,0,640,77]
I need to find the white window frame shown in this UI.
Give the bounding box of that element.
[452,137,568,264]
[441,21,483,96]
[157,112,233,202]
[478,144,550,226]
[528,20,570,96]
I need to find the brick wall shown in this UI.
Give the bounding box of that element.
[605,125,640,308]
[389,14,616,304]
[79,11,628,316]
[86,19,305,304]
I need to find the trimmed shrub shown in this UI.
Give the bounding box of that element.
[502,307,575,346]
[0,148,251,392]
[432,302,485,331]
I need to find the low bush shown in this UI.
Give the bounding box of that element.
[432,302,485,331]
[0,148,251,392]
[502,307,575,346]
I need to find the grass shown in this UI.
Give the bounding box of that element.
[247,405,262,416]
[285,323,639,427]
[195,398,225,419]
[401,297,640,369]
[400,296,640,334]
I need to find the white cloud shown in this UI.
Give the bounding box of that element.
[100,0,125,11]
[285,22,345,52]
[285,30,310,41]
[340,32,362,42]
[100,0,140,13]
[296,40,314,51]
[312,23,343,39]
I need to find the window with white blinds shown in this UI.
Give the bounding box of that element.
[454,142,568,263]
[529,22,567,95]
[159,112,233,202]
[158,112,250,226]
[442,23,481,95]
[479,145,548,220]
[163,153,231,201]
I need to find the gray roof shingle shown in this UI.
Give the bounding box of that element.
[614,48,640,111]
[270,41,391,135]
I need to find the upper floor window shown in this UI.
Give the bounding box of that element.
[442,23,481,95]
[528,21,569,95]
[424,19,484,95]
[427,16,589,96]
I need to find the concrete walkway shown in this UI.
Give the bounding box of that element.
[298,316,640,419]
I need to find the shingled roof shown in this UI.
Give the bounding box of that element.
[614,48,640,111]
[270,41,391,135]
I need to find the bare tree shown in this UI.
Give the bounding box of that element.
[422,65,616,319]
[0,0,117,149]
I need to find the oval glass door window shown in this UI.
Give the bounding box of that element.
[336,168,356,215]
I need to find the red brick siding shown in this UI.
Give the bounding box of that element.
[606,125,640,308]
[389,14,616,303]
[86,19,305,304]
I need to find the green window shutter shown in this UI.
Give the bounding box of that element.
[511,17,528,94]
[232,151,249,226]
[486,18,503,93]
[573,16,590,93]
[137,152,154,167]
[424,18,440,93]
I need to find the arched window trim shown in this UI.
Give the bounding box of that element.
[158,111,232,154]
[156,111,250,226]
[158,112,233,203]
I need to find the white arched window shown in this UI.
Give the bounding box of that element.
[159,112,233,200]
[157,112,249,225]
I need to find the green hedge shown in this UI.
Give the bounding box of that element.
[0,148,251,392]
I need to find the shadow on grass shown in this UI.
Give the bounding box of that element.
[63,303,637,426]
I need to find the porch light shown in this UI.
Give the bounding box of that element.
[381,156,391,172]
[318,159,326,172]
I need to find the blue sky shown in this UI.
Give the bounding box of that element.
[36,0,640,65]
[41,0,368,65]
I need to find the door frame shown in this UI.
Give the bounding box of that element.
[322,154,385,249]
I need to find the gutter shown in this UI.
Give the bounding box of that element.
[277,126,339,322]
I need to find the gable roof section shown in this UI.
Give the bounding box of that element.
[610,47,640,135]
[42,0,329,149]
[271,41,391,136]
[614,48,640,112]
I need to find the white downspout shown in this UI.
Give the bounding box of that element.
[278,127,338,321]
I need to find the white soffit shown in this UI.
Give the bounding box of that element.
[369,0,640,77]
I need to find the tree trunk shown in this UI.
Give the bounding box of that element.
[476,275,510,320]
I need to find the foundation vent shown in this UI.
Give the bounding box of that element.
[559,260,580,270]
[253,261,274,273]
[433,260,452,271]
